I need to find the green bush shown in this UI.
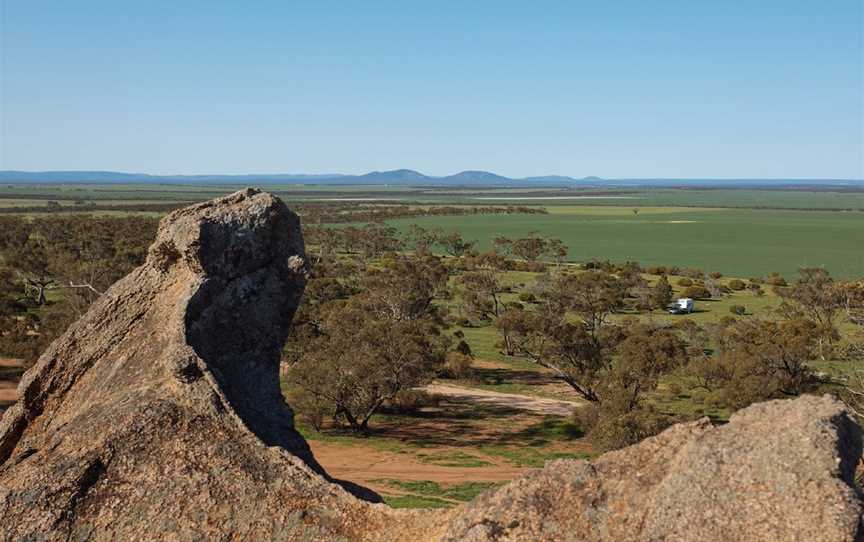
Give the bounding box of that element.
[682,285,711,299]
[515,261,547,273]
[286,386,331,432]
[729,305,746,315]
[727,279,745,291]
[518,292,537,303]
[765,273,787,286]
[440,351,473,379]
[677,277,693,287]
[682,268,704,279]
[665,382,683,397]
[454,339,473,357]
[385,389,440,414]
[575,402,673,452]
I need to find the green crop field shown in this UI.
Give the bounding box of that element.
[389,206,864,278]
[2,184,864,209]
[1,184,861,278]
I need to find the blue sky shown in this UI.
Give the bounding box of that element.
[1,1,862,178]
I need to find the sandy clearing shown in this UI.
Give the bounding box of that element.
[309,440,527,486]
[424,383,581,417]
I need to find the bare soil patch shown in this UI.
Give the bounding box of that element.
[424,383,580,416]
[311,441,525,487]
[0,358,24,415]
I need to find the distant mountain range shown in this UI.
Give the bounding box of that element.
[0,169,861,188]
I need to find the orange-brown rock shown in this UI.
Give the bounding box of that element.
[1,189,860,541]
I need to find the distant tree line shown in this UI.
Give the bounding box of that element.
[0,215,159,362]
[0,199,547,222]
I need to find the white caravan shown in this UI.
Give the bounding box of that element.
[668,298,694,314]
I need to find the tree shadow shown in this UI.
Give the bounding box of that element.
[468,367,559,386]
[365,397,581,449]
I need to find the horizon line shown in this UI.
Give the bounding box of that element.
[1,169,862,182]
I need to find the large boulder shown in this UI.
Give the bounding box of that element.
[0,189,394,541]
[435,395,863,541]
[0,189,861,541]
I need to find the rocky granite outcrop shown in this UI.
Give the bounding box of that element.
[1,189,861,541]
[435,394,863,541]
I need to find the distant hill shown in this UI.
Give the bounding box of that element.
[0,169,572,186]
[0,170,860,188]
[434,170,510,185]
[354,169,429,183]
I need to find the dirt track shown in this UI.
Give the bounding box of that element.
[423,383,581,417]
[0,380,16,404]
[0,359,23,411]
[310,441,525,485]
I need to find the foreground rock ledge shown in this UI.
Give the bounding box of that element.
[0,190,861,542]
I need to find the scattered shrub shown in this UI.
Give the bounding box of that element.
[765,273,787,286]
[677,278,693,287]
[727,279,745,291]
[682,285,711,299]
[729,305,746,316]
[681,268,704,279]
[441,351,473,379]
[709,271,723,279]
[665,382,683,397]
[518,292,537,303]
[385,389,440,414]
[455,339,473,357]
[287,387,331,432]
[514,261,547,273]
[575,403,673,452]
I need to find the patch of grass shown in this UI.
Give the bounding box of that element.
[416,451,492,468]
[514,416,583,442]
[374,479,500,503]
[293,422,414,455]
[478,445,589,467]
[383,494,453,509]
[809,358,864,381]
[453,325,512,364]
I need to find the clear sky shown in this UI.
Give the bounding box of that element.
[1,1,862,178]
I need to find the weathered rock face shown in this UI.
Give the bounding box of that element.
[436,395,863,541]
[1,189,861,542]
[0,189,392,541]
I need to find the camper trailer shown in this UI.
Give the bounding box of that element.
[668,298,694,314]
